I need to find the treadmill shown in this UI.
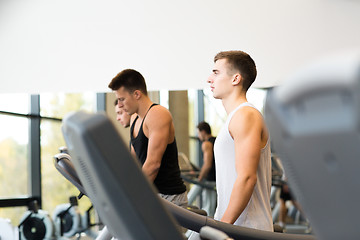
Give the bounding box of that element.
[60,111,316,240]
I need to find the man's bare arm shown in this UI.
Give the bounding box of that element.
[198,141,214,181]
[220,107,263,224]
[142,107,173,182]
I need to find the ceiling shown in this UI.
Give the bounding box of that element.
[1,0,359,93]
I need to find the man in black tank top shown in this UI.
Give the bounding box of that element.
[108,69,187,207]
[188,121,217,217]
[196,121,216,182]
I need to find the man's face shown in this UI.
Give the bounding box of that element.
[115,105,131,128]
[207,59,235,99]
[197,129,206,142]
[114,86,137,115]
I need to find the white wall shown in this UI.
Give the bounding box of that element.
[0,0,359,93]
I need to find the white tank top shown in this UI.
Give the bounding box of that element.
[214,102,273,231]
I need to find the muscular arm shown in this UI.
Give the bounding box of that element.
[220,107,263,224]
[198,141,214,182]
[142,107,173,182]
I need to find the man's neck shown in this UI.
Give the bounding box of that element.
[137,97,154,119]
[221,91,247,114]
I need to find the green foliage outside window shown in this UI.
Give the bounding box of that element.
[40,93,95,225]
[0,138,28,225]
[0,92,96,227]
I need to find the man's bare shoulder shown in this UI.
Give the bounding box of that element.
[229,106,263,136]
[233,106,262,123]
[146,105,172,126]
[202,140,213,150]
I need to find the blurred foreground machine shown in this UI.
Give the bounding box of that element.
[264,50,360,240]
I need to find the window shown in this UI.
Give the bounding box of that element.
[40,92,96,218]
[0,115,29,197]
[0,94,28,114]
[203,88,227,136]
[246,88,268,113]
[0,92,99,226]
[0,93,29,225]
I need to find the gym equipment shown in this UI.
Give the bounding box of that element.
[59,146,69,154]
[183,172,216,217]
[53,152,99,239]
[18,200,56,240]
[181,172,216,191]
[270,154,311,234]
[54,152,86,199]
[269,154,284,211]
[264,50,360,240]
[0,197,42,240]
[61,110,316,240]
[179,152,216,217]
[178,152,200,173]
[81,205,99,239]
[199,226,234,240]
[52,197,82,238]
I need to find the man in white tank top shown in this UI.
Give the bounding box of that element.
[208,51,273,231]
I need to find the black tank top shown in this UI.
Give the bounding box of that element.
[130,104,186,195]
[206,136,216,182]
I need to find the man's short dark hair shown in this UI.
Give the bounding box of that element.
[214,50,257,91]
[108,69,148,95]
[197,121,211,135]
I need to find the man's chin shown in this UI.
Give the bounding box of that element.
[212,94,220,99]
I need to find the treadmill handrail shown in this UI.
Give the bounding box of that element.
[163,200,316,240]
[181,173,216,190]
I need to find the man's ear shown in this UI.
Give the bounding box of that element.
[133,90,142,100]
[232,74,242,86]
